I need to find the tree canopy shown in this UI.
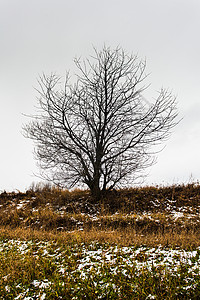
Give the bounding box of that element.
[23,46,178,199]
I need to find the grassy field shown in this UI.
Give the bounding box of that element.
[1,183,200,299]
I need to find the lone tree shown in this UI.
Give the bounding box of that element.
[24,46,178,200]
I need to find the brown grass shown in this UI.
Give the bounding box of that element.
[0,226,200,249]
[1,182,200,249]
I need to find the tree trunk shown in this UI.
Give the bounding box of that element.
[91,187,101,201]
[90,179,101,202]
[90,155,102,201]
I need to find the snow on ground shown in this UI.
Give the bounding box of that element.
[1,239,200,299]
[1,195,200,232]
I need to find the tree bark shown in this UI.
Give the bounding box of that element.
[91,184,101,201]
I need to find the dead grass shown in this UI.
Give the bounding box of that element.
[1,226,200,250]
[1,183,200,299]
[1,182,200,249]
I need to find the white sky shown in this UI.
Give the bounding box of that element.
[1,0,200,191]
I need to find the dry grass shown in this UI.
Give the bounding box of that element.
[1,182,200,249]
[1,183,200,299]
[1,226,200,250]
[1,182,200,234]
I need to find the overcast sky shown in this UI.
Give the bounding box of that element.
[1,0,200,191]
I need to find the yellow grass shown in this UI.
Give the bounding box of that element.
[1,226,200,249]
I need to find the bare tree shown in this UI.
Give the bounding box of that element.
[23,46,178,200]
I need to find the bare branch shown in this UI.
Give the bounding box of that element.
[23,46,178,200]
